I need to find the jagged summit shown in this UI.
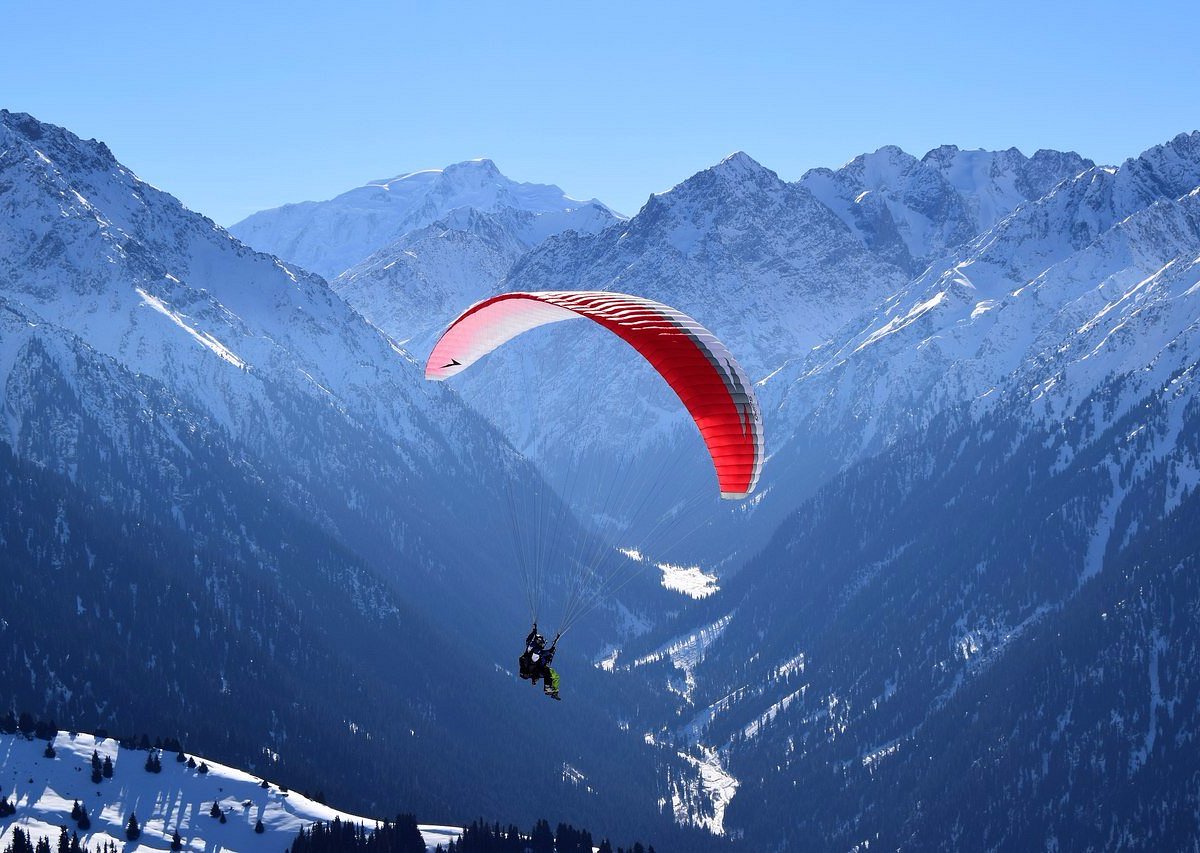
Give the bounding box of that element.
[649,150,781,207]
[833,144,918,180]
[800,141,1094,271]
[1121,130,1200,198]
[714,150,771,176]
[0,109,118,172]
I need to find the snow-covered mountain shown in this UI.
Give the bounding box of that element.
[0,731,461,852]
[643,346,1200,849]
[800,144,1093,273]
[0,110,703,849]
[229,158,619,279]
[0,108,525,619]
[606,131,1200,848]
[776,131,1200,471]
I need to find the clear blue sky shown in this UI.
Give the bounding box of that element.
[6,0,1197,225]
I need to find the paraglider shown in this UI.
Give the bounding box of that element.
[426,290,763,498]
[518,623,561,700]
[426,290,763,699]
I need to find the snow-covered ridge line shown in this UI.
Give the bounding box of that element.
[229,157,621,279]
[0,731,460,852]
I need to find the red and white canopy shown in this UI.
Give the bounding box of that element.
[425,291,763,499]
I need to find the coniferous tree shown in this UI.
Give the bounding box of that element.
[176,751,187,764]
[70,800,81,821]
[55,827,68,853]
[101,756,113,778]
[186,756,196,769]
[197,761,209,775]
[530,819,554,853]
[125,813,140,841]
[90,766,102,785]
[170,831,183,851]
[219,813,227,824]
[209,801,222,819]
[255,819,265,834]
[394,814,426,852]
[78,807,92,830]
[90,751,101,772]
[11,828,34,853]
[42,742,55,759]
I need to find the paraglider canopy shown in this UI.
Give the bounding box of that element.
[426,290,763,498]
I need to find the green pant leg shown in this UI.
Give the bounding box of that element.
[547,667,560,691]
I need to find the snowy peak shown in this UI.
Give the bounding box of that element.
[653,150,783,209]
[615,149,827,264]
[442,155,502,177]
[229,158,621,278]
[799,142,1094,271]
[0,110,118,174]
[837,144,922,186]
[711,150,776,182]
[391,157,571,217]
[1019,148,1093,197]
[1122,130,1200,200]
[775,128,1200,477]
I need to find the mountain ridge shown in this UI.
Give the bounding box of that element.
[229,157,621,279]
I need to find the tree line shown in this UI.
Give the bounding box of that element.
[289,817,657,853]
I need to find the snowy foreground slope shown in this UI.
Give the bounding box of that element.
[0,732,460,852]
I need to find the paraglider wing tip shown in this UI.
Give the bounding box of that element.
[424,356,465,381]
[720,490,751,500]
[423,361,457,381]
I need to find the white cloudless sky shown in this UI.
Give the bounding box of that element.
[5,0,1197,224]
